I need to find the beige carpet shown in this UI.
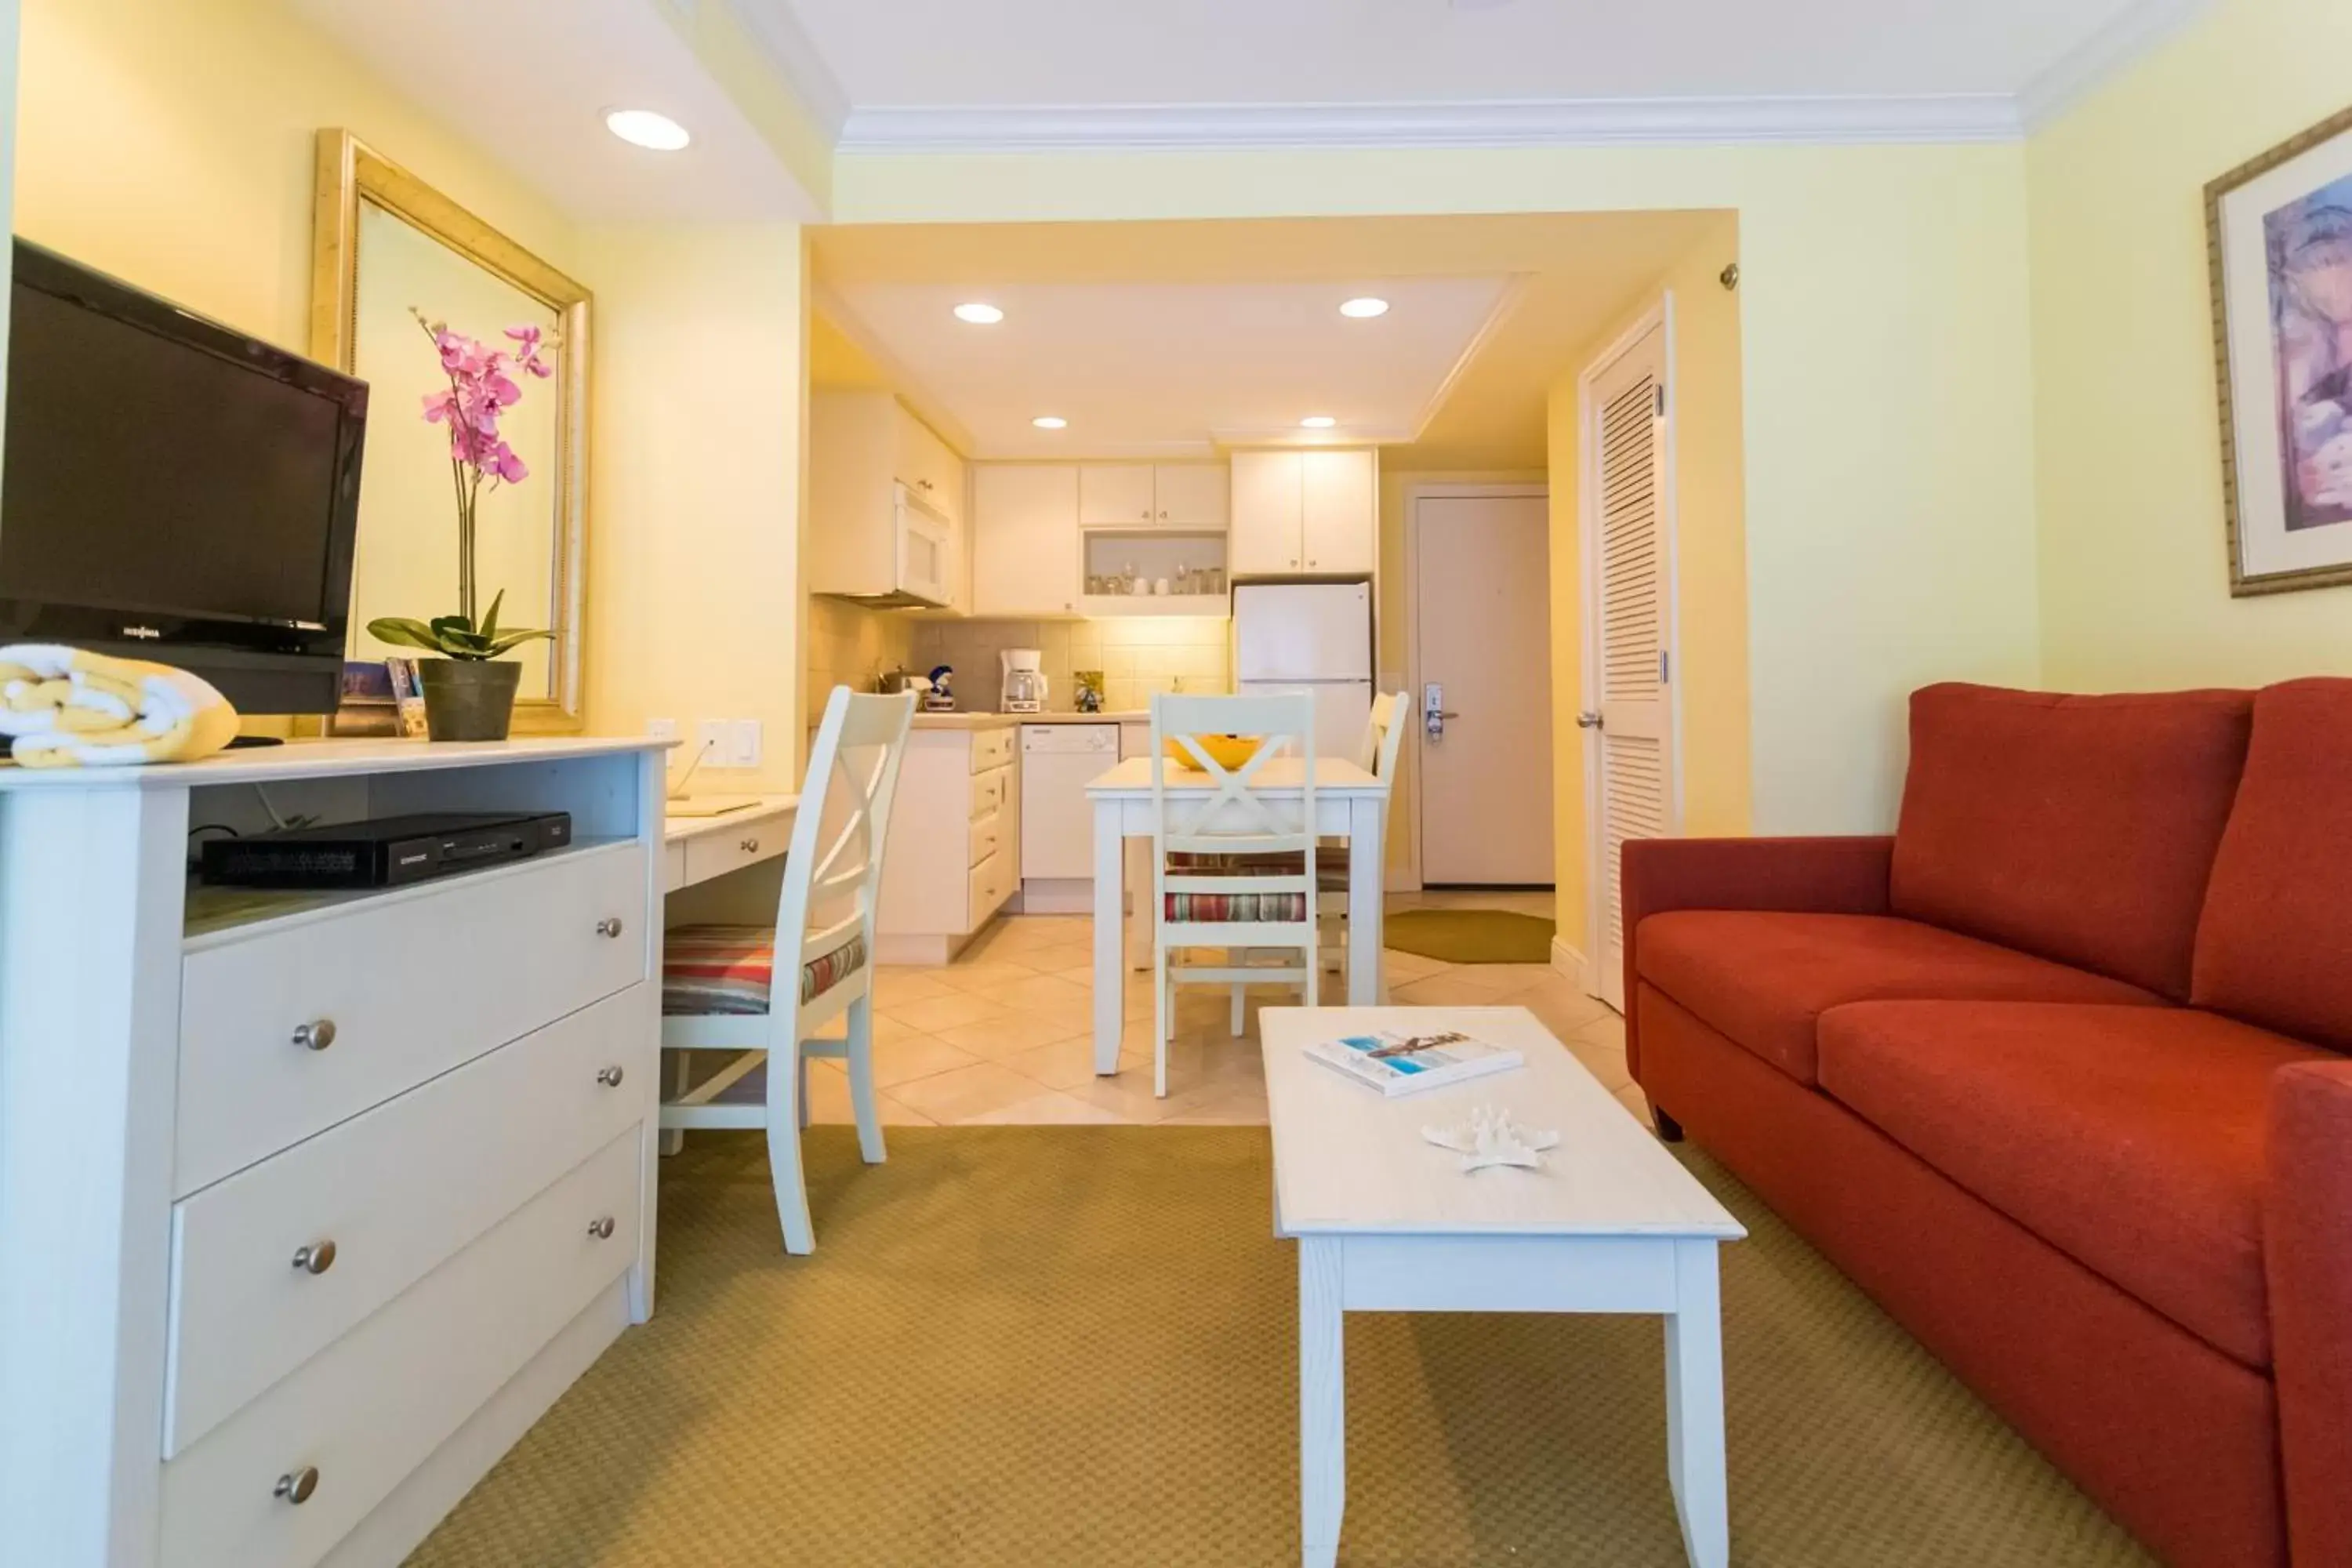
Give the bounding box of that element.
[1383,908,1557,964]
[406,1128,2153,1567]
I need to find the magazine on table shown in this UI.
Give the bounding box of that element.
[1305,1026,1523,1098]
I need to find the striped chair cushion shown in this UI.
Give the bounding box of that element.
[661,924,868,1016]
[1163,891,1310,923]
[1165,850,1348,893]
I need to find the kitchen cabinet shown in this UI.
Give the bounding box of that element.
[810,390,969,604]
[1229,448,1378,575]
[973,464,1082,616]
[876,727,1019,964]
[1078,463,1229,530]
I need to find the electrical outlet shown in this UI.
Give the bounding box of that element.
[647,717,679,743]
[694,720,730,767]
[728,719,763,770]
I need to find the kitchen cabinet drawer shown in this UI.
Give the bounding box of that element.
[967,849,1011,928]
[970,765,1008,821]
[176,844,647,1198]
[162,986,647,1457]
[970,810,1003,870]
[681,812,786,885]
[971,727,1014,773]
[157,1127,641,1568]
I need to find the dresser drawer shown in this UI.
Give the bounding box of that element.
[969,810,1003,869]
[681,811,786,885]
[969,765,1008,821]
[158,1127,641,1568]
[163,985,648,1457]
[176,844,648,1197]
[971,727,1014,772]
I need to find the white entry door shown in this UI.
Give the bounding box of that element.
[1584,319,1675,1010]
[1414,492,1554,885]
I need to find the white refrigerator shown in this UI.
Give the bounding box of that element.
[1232,581,1374,765]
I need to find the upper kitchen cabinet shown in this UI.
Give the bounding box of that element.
[1229,448,1377,576]
[973,465,1082,617]
[1078,463,1229,529]
[810,391,969,608]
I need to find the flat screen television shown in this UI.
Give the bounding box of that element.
[0,239,368,714]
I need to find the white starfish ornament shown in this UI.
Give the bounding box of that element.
[1422,1105,1563,1173]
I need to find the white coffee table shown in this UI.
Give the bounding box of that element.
[1261,1007,1745,1568]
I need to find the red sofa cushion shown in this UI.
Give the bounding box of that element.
[1889,683,2253,999]
[1817,1001,2335,1370]
[2194,677,2352,1053]
[1633,911,2161,1085]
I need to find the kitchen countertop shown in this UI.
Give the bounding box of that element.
[910,710,1149,730]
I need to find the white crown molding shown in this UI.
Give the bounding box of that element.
[2016,0,2216,131]
[727,0,851,140]
[835,95,2026,154]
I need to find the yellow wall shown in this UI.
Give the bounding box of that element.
[580,224,809,791]
[2030,0,2352,688]
[1545,216,1751,955]
[835,143,2045,868]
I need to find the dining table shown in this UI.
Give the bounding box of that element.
[1083,755,1389,1075]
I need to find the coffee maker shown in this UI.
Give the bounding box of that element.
[1000,648,1048,713]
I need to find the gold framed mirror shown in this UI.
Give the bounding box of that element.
[311,129,590,732]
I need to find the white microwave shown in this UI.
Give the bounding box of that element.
[887,483,953,608]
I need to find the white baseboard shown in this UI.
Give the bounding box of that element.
[1551,935,1592,992]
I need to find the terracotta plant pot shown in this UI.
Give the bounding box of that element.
[417,659,523,742]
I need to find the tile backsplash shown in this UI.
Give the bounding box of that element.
[909,617,1231,713]
[807,596,914,704]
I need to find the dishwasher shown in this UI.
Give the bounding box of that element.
[1019,724,1120,913]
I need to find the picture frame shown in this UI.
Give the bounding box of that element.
[2207,100,2352,596]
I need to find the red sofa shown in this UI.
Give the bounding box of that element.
[1624,680,2352,1568]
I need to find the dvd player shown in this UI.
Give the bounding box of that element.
[199,811,574,890]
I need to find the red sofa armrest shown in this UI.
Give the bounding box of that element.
[2270,1060,2352,1567]
[1620,836,1894,1082]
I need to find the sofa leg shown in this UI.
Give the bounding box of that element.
[1651,1102,1685,1143]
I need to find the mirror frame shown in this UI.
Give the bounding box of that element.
[310,129,591,733]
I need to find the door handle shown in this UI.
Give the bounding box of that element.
[1422,683,1459,740]
[1577,710,1604,731]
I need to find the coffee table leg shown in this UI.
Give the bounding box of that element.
[1299,1236,1345,1568]
[1664,1238,1729,1568]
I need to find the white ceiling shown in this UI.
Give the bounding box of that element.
[824,275,1517,459]
[288,0,818,222]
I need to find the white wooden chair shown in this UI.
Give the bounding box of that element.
[1150,691,1319,1097]
[657,687,916,1254]
[1318,691,1410,976]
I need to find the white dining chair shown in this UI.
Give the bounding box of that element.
[1314,691,1410,978]
[1149,691,1320,1098]
[657,686,916,1254]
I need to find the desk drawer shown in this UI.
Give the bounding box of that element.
[969,766,1008,822]
[681,812,786,885]
[158,1127,640,1568]
[969,810,1003,870]
[164,985,648,1457]
[177,844,647,1197]
[971,727,1014,772]
[661,840,688,894]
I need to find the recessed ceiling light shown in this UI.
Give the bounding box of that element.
[1339,297,1390,318]
[604,109,691,151]
[1300,416,1337,430]
[954,303,1005,325]
[1033,416,1068,430]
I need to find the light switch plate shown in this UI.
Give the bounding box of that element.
[695,720,730,767]
[647,717,679,742]
[728,719,763,770]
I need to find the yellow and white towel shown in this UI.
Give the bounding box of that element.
[0,644,240,768]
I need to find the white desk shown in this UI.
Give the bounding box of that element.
[1084,757,1388,1076]
[1261,1007,1746,1568]
[660,794,798,892]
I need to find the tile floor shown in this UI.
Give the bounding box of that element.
[803,890,1649,1130]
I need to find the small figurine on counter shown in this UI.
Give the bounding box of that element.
[1074,669,1105,713]
[924,664,956,711]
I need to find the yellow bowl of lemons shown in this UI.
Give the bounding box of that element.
[1165,734,1261,771]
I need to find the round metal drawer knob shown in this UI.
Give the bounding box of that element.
[292,1019,336,1052]
[275,1466,320,1505]
[739,837,760,853]
[596,1065,625,1088]
[586,1216,617,1241]
[291,1240,337,1275]
[595,916,625,938]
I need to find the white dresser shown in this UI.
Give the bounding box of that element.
[0,737,670,1568]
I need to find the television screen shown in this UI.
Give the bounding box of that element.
[0,241,367,713]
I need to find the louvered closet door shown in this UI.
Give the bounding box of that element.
[1590,325,1672,1011]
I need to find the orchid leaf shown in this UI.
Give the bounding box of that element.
[479,590,503,643]
[483,628,555,656]
[367,617,445,652]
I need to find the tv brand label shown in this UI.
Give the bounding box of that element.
[122,625,162,640]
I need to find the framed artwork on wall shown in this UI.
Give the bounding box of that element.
[2208,101,2352,597]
